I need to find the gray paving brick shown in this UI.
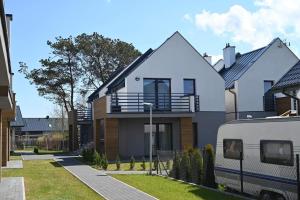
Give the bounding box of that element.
[0,177,25,200]
[54,156,157,200]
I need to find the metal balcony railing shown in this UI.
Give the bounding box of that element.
[110,93,199,113]
[77,108,92,123]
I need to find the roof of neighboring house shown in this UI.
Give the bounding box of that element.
[21,118,68,132]
[87,48,153,102]
[272,60,300,92]
[11,106,24,127]
[219,38,279,89]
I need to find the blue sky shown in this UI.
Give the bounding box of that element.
[5,0,300,117]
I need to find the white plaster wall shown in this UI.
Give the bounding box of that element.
[237,39,299,112]
[124,32,225,111]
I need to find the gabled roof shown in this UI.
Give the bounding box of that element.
[219,38,279,89]
[11,106,24,127]
[21,118,68,132]
[87,49,153,102]
[272,60,300,92]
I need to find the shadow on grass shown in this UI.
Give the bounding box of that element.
[50,161,63,167]
[10,151,21,156]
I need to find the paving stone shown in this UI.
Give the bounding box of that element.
[0,177,25,200]
[54,156,157,200]
[3,160,23,169]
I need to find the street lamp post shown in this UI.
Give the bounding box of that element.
[143,102,153,175]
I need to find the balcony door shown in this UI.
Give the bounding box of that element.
[143,78,171,111]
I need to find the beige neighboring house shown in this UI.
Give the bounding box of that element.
[0,0,16,167]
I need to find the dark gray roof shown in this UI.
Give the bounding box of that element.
[21,118,68,132]
[219,38,279,89]
[11,106,24,127]
[87,49,153,102]
[272,61,300,91]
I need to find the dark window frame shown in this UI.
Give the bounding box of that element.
[183,79,196,96]
[223,139,243,160]
[260,140,294,166]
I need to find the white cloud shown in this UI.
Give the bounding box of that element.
[183,14,193,23]
[194,0,300,48]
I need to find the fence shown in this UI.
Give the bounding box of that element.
[215,151,300,200]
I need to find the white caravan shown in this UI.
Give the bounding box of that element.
[215,117,300,200]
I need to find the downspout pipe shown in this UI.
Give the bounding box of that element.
[282,90,300,115]
[229,88,238,120]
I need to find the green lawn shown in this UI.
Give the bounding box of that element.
[3,160,104,200]
[9,151,22,160]
[112,174,242,200]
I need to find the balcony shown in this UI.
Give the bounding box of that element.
[77,108,92,124]
[109,93,199,113]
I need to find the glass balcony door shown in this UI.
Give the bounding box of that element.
[143,78,171,111]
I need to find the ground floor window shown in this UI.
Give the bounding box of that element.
[144,123,172,155]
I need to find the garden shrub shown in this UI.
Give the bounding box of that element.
[170,151,180,179]
[116,155,121,170]
[141,157,146,170]
[179,151,191,182]
[93,151,102,167]
[154,158,159,171]
[202,144,216,188]
[130,156,135,170]
[190,149,203,184]
[33,147,39,154]
[102,154,108,170]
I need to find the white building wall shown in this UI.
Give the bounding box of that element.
[124,32,225,112]
[237,39,299,112]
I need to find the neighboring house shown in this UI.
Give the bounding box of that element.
[271,60,300,115]
[12,107,68,147]
[217,39,299,121]
[87,32,225,159]
[11,106,25,151]
[0,0,15,167]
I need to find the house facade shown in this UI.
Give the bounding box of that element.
[88,32,225,159]
[271,60,300,115]
[217,38,299,121]
[0,0,16,167]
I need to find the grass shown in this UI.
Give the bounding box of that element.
[9,151,22,160]
[2,160,104,200]
[112,174,242,200]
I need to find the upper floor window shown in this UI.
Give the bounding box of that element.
[184,79,195,96]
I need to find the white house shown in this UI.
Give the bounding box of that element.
[216,39,299,121]
[88,31,225,159]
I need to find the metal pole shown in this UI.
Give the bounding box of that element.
[297,154,300,200]
[240,151,243,193]
[149,105,152,175]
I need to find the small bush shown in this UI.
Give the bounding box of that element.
[170,152,180,179]
[130,156,135,170]
[202,144,216,188]
[191,149,203,184]
[179,151,191,182]
[93,151,102,167]
[33,147,39,154]
[154,158,159,171]
[116,155,121,170]
[141,157,146,170]
[102,154,108,170]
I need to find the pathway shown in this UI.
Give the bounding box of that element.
[0,177,25,200]
[54,155,157,200]
[21,152,54,160]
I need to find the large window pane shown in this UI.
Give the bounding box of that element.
[157,80,170,111]
[260,140,293,166]
[143,79,156,107]
[158,124,172,151]
[144,124,157,155]
[184,79,195,95]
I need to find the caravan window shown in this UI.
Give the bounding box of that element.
[260,140,293,166]
[223,139,243,160]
